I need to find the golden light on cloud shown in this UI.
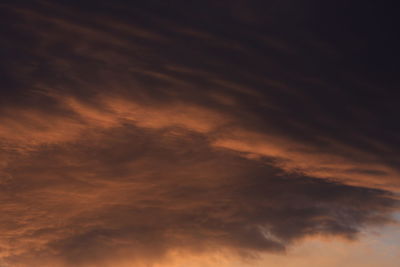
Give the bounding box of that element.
[0,1,399,266]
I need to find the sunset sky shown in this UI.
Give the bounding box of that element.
[1,1,399,266]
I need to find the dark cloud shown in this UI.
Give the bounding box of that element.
[0,1,400,266]
[0,126,398,266]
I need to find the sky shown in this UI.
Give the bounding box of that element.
[0,1,399,266]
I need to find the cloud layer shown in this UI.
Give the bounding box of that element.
[1,126,397,266]
[1,1,399,266]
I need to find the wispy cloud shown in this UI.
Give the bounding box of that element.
[0,1,399,266]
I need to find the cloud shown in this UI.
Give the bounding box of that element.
[0,126,398,266]
[0,1,400,266]
[3,1,400,190]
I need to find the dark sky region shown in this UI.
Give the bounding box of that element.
[0,1,399,267]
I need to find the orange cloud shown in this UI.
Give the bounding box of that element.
[0,125,397,266]
[1,1,400,266]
